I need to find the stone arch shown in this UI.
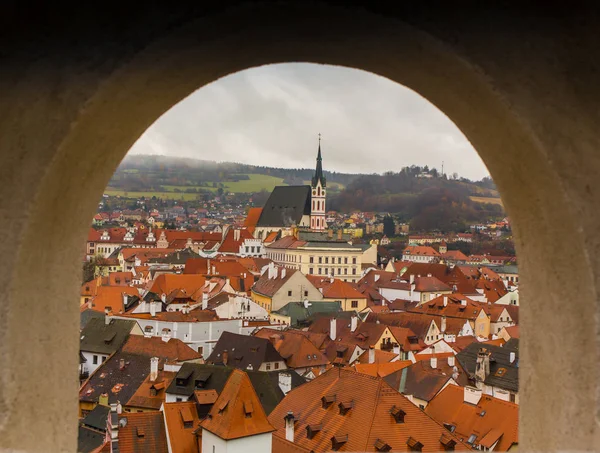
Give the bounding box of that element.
[2,3,600,451]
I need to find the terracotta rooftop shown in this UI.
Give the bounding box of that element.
[425,384,518,451]
[306,276,367,300]
[163,401,201,453]
[116,411,168,453]
[201,369,276,440]
[125,370,176,410]
[121,335,202,362]
[268,367,468,452]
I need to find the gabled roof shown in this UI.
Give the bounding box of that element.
[162,402,201,453]
[253,329,330,368]
[271,301,343,326]
[403,245,441,257]
[149,274,206,299]
[126,370,176,410]
[121,335,202,362]
[201,369,276,440]
[456,341,519,392]
[207,331,285,371]
[306,276,367,300]
[165,363,301,415]
[256,185,312,227]
[116,412,168,453]
[268,368,468,452]
[385,360,462,402]
[252,266,300,298]
[244,208,263,233]
[425,385,519,451]
[80,317,137,355]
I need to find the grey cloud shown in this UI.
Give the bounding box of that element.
[128,63,489,180]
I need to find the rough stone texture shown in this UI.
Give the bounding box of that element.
[0,2,599,451]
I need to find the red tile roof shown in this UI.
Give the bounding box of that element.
[163,402,201,453]
[268,368,468,452]
[116,411,168,453]
[121,335,202,362]
[425,384,518,451]
[201,369,275,440]
[306,276,367,300]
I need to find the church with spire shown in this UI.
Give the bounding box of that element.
[251,138,330,239]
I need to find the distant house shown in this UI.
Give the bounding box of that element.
[79,317,142,377]
[251,263,323,312]
[402,245,441,263]
[269,300,343,327]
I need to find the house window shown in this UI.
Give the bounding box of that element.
[318,257,322,264]
[351,301,358,308]
[274,362,279,370]
[266,363,271,371]
[344,257,348,264]
[288,291,292,297]
[352,258,357,264]
[318,268,322,275]
[310,257,314,263]
[352,268,357,275]
[304,290,309,297]
[344,268,348,275]
[325,257,329,264]
[338,257,342,264]
[101,356,106,363]
[176,398,183,402]
[337,268,341,275]
[309,268,314,275]
[198,346,204,355]
[93,355,98,365]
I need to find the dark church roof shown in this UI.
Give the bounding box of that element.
[256,185,311,227]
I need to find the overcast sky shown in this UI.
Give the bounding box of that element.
[128,63,489,180]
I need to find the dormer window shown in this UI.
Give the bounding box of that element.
[375,439,392,452]
[243,401,253,418]
[407,437,424,451]
[440,434,456,451]
[331,435,348,451]
[218,400,228,414]
[390,405,406,423]
[338,400,353,415]
[321,394,336,409]
[306,423,322,439]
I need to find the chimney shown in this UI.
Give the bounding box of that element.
[119,359,126,370]
[368,346,375,364]
[509,351,516,363]
[284,411,295,442]
[303,299,309,308]
[222,349,229,366]
[150,301,157,318]
[441,316,447,334]
[328,229,333,239]
[430,356,438,369]
[212,265,217,274]
[161,328,172,343]
[329,318,337,342]
[475,348,491,384]
[109,403,119,448]
[461,298,467,306]
[161,293,167,303]
[464,386,483,405]
[392,344,400,355]
[448,356,455,367]
[150,357,159,382]
[350,314,358,332]
[234,229,240,242]
[278,372,292,395]
[281,268,286,279]
[104,308,111,325]
[409,274,415,284]
[337,229,343,240]
[202,293,208,310]
[443,296,448,307]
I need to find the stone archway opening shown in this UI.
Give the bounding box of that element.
[2,3,598,452]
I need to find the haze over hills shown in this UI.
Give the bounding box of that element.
[107,154,504,231]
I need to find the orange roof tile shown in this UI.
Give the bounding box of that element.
[126,370,176,410]
[150,274,207,298]
[121,336,202,362]
[268,368,468,452]
[201,369,275,440]
[84,286,139,314]
[163,401,201,453]
[116,411,168,453]
[352,360,412,377]
[306,276,367,300]
[244,208,263,233]
[425,384,518,451]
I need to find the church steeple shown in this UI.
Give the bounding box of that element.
[312,135,326,188]
[310,135,327,231]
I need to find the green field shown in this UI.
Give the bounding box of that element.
[470,196,504,206]
[105,173,288,199]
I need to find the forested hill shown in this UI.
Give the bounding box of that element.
[328,169,503,231]
[111,155,504,229]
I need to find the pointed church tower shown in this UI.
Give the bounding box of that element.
[311,136,327,231]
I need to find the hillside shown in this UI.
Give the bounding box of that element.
[107,155,504,229]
